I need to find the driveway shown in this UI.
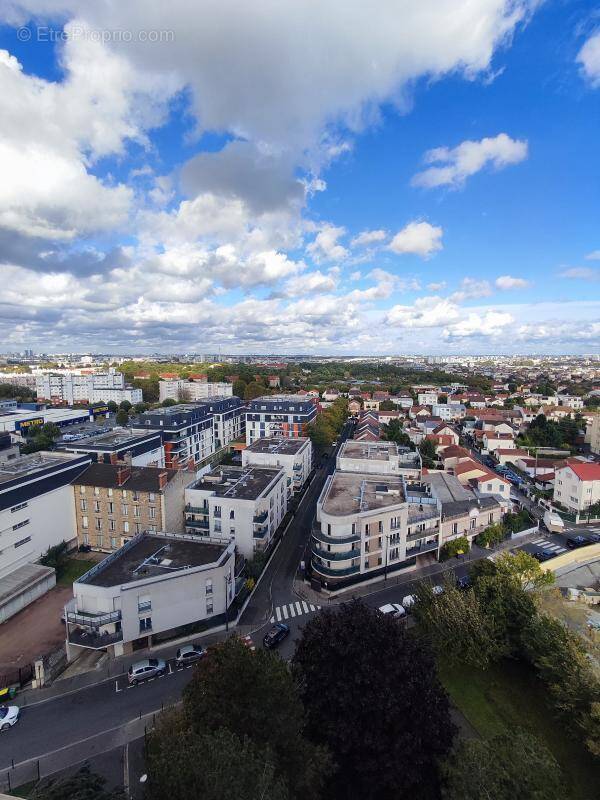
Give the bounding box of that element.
[0,585,71,672]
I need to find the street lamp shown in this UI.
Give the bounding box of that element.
[224,572,232,632]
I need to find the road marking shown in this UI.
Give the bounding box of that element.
[272,602,322,624]
[115,681,122,693]
[288,604,297,618]
[281,605,289,620]
[301,601,309,613]
[295,601,303,615]
[168,663,173,674]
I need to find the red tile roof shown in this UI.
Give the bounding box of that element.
[561,460,600,481]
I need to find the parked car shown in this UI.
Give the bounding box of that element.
[456,575,471,590]
[378,603,406,619]
[175,644,206,666]
[566,536,588,550]
[587,532,600,543]
[0,705,19,731]
[533,549,554,562]
[432,585,444,596]
[127,658,166,684]
[263,623,290,649]
[402,594,416,611]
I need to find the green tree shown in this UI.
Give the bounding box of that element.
[30,765,124,800]
[381,418,412,448]
[378,399,396,411]
[146,715,288,800]
[39,540,69,579]
[473,573,537,657]
[232,379,246,399]
[307,416,335,449]
[118,400,132,411]
[419,437,437,467]
[442,729,564,800]
[493,550,555,591]
[244,381,266,401]
[180,638,328,799]
[106,400,118,413]
[115,408,129,426]
[161,398,177,407]
[133,402,148,414]
[439,535,469,561]
[475,522,506,548]
[293,601,455,800]
[412,579,500,668]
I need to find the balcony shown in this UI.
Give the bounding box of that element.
[253,510,268,524]
[407,527,440,543]
[293,464,302,472]
[311,560,360,578]
[253,524,269,539]
[406,540,439,556]
[66,609,121,627]
[312,544,361,561]
[311,524,360,547]
[185,504,208,514]
[186,517,209,530]
[68,627,123,649]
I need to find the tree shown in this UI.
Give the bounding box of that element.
[475,522,505,548]
[419,437,437,467]
[244,381,266,401]
[473,572,537,657]
[30,765,124,800]
[39,540,69,579]
[442,729,564,800]
[292,601,455,800]
[439,535,469,561]
[493,550,555,591]
[412,580,501,668]
[21,421,61,453]
[307,416,335,449]
[180,638,328,799]
[145,714,288,800]
[378,399,396,411]
[118,400,132,411]
[161,398,177,407]
[381,418,412,448]
[106,400,118,413]
[133,402,148,414]
[115,409,129,426]
[232,379,246,399]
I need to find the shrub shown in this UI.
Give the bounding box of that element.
[439,535,470,561]
[475,523,505,548]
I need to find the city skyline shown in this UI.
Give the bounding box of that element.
[0,1,599,355]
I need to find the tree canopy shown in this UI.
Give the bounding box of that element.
[30,765,124,800]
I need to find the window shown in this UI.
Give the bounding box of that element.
[486,483,492,491]
[108,488,113,497]
[10,502,27,513]
[12,519,29,531]
[229,509,235,519]
[135,523,141,535]
[82,533,89,546]
[94,487,100,496]
[365,523,370,535]
[206,600,213,615]
[110,537,117,549]
[149,507,156,519]
[80,499,87,511]
[14,536,31,548]
[123,521,129,533]
[97,534,104,548]
[452,522,458,534]
[122,504,129,516]
[108,502,114,514]
[109,519,115,532]
[489,513,494,524]
[214,521,222,532]
[470,518,476,529]
[122,490,128,499]
[378,521,383,533]
[95,518,102,531]
[206,579,213,596]
[149,492,156,501]
[138,595,152,612]
[214,505,221,518]
[93,500,100,513]
[139,617,152,632]
[148,525,157,533]
[82,515,88,529]
[133,506,140,518]
[79,486,85,495]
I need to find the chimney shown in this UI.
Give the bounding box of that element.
[158,471,169,490]
[116,465,131,486]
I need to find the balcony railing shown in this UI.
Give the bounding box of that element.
[311,560,360,578]
[68,627,123,649]
[186,517,209,530]
[66,609,121,627]
[312,545,361,561]
[407,527,440,543]
[311,524,360,547]
[253,510,268,524]
[185,504,208,514]
[253,524,269,539]
[406,540,439,556]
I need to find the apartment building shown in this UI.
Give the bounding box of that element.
[336,440,421,480]
[431,403,466,421]
[0,452,91,622]
[66,532,236,658]
[417,391,439,406]
[245,395,318,445]
[185,465,287,559]
[59,429,165,468]
[554,460,600,512]
[204,396,246,448]
[311,471,441,591]
[159,377,233,402]
[242,437,312,495]
[36,369,142,405]
[71,463,190,552]
[588,414,600,455]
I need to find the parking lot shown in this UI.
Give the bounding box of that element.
[520,524,600,563]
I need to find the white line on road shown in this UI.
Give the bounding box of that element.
[168,663,173,674]
[275,607,282,622]
[301,601,309,614]
[295,601,302,615]
[281,606,289,620]
[288,604,296,618]
[114,681,121,693]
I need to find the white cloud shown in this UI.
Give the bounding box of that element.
[307,224,348,263]
[351,229,387,247]
[585,250,600,260]
[577,32,600,88]
[388,221,443,258]
[427,281,446,291]
[559,267,599,281]
[282,269,338,297]
[386,296,459,328]
[450,277,492,302]
[444,310,513,339]
[412,133,528,189]
[495,274,531,289]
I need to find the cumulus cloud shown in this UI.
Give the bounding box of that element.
[495,274,531,289]
[585,250,600,260]
[427,281,446,291]
[559,267,600,281]
[412,133,528,189]
[386,296,459,328]
[577,32,600,87]
[388,221,443,258]
[307,224,349,263]
[281,269,339,297]
[351,229,387,247]
[450,277,492,302]
[444,310,513,339]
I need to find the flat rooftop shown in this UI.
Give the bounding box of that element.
[245,437,309,455]
[0,451,84,486]
[339,441,397,462]
[79,533,228,588]
[66,429,156,448]
[189,465,282,500]
[423,472,471,503]
[321,472,406,516]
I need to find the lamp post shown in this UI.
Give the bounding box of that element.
[224,572,232,632]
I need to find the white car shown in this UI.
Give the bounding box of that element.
[379,603,406,619]
[432,585,444,596]
[402,594,416,610]
[175,644,207,665]
[0,705,19,731]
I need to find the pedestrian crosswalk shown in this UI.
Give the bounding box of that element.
[271,601,321,623]
[531,538,566,554]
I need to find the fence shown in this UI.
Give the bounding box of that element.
[0,663,33,691]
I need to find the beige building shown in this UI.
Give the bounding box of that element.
[72,464,190,552]
[588,414,600,455]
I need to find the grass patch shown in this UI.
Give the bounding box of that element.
[439,658,600,800]
[56,558,96,586]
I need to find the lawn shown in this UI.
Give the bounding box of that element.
[56,558,96,586]
[439,658,600,800]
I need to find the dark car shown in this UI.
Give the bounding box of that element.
[456,575,471,590]
[587,532,600,543]
[263,623,290,649]
[533,549,554,562]
[566,536,588,550]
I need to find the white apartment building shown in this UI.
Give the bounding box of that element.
[554,461,600,512]
[417,391,439,406]
[245,395,318,445]
[336,440,421,480]
[312,471,440,591]
[242,437,312,496]
[432,403,466,421]
[184,465,287,559]
[557,394,584,410]
[65,532,236,658]
[159,378,233,402]
[36,369,142,405]
[0,451,91,622]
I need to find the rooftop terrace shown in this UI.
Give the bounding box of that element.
[321,472,406,516]
[188,465,282,500]
[245,437,310,455]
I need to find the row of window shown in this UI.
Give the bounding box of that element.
[81,520,158,535]
[80,498,157,518]
[79,486,157,501]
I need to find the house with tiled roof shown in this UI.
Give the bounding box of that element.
[553,460,600,512]
[453,458,510,500]
[482,432,516,454]
[495,447,529,465]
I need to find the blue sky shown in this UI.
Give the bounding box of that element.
[0,1,598,354]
